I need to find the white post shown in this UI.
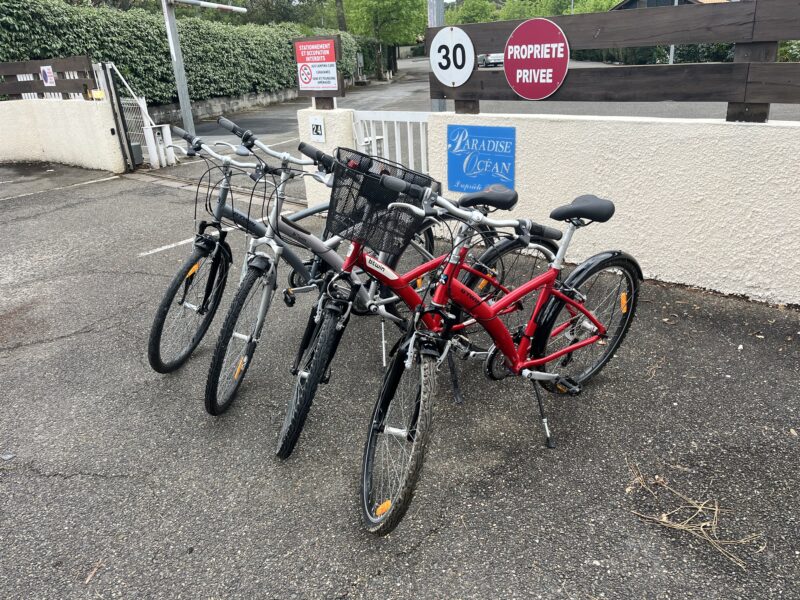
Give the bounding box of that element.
[160,0,247,136]
[669,0,678,65]
[142,125,161,169]
[428,0,446,112]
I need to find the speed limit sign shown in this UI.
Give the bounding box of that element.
[429,27,475,88]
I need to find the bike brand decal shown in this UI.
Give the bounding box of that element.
[365,255,398,280]
[447,125,516,193]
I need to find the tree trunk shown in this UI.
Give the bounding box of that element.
[335,0,347,31]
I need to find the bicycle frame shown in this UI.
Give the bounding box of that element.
[346,236,607,376]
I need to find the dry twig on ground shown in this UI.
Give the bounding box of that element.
[626,463,763,570]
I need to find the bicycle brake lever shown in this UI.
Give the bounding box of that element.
[387,202,426,218]
[312,171,334,187]
[166,144,188,156]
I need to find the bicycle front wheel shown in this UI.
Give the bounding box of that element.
[361,340,437,535]
[148,246,228,373]
[534,255,640,391]
[205,264,276,416]
[275,306,342,459]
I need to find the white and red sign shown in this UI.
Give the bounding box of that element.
[294,38,339,92]
[503,18,570,101]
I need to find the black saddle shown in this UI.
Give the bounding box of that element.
[459,185,518,211]
[549,195,615,223]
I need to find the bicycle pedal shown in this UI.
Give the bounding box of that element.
[282,288,296,307]
[555,377,582,396]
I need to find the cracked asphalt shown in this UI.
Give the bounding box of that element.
[1,161,798,599]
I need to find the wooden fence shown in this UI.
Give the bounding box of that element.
[0,56,96,99]
[426,0,800,122]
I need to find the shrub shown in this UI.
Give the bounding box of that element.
[0,0,362,104]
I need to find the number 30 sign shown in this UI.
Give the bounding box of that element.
[430,27,475,88]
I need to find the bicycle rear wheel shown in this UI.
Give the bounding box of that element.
[205,263,276,415]
[148,246,228,373]
[534,255,640,391]
[361,340,437,535]
[275,305,342,459]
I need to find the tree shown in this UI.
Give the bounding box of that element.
[345,0,425,44]
[335,0,346,30]
[498,0,535,20]
[445,0,498,25]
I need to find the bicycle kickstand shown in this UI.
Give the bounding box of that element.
[532,383,556,449]
[447,352,465,405]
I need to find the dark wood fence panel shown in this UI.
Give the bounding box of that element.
[0,79,95,96]
[745,63,800,103]
[426,0,800,121]
[0,56,93,77]
[430,64,749,103]
[426,2,760,53]
[0,56,95,99]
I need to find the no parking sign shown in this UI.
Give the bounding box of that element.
[294,37,342,95]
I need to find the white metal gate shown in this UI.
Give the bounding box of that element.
[352,110,429,173]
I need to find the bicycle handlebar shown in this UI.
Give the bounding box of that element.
[217,116,247,139]
[380,174,562,241]
[172,125,199,148]
[217,115,315,167]
[297,142,336,172]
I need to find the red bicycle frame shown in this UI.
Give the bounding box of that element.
[342,240,607,375]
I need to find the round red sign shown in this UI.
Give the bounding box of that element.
[503,18,570,101]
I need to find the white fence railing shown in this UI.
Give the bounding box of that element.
[352,110,430,173]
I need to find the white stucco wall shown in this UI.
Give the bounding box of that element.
[427,113,800,305]
[297,107,355,207]
[0,99,126,173]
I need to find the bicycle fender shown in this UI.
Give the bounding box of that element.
[530,250,642,358]
[217,238,233,264]
[248,254,274,274]
[563,250,643,286]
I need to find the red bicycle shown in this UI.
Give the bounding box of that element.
[276,148,559,459]
[360,175,642,535]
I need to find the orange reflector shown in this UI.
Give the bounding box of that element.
[416,277,424,290]
[375,500,392,517]
[620,292,628,314]
[185,261,200,279]
[477,278,489,291]
[234,356,245,380]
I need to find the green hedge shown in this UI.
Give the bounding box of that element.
[0,0,363,104]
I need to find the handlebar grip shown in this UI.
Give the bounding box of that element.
[380,175,426,201]
[298,142,335,172]
[530,223,563,241]
[172,125,196,146]
[217,116,246,138]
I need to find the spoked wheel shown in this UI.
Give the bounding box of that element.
[458,236,557,353]
[205,264,275,415]
[148,247,228,373]
[361,340,437,535]
[535,256,640,391]
[275,306,341,459]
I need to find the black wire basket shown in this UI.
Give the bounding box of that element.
[326,147,435,256]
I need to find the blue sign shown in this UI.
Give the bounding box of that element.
[447,124,515,193]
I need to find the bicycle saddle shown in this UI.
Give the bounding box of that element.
[549,195,615,223]
[458,184,518,211]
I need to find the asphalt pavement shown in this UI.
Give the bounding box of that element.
[1,162,798,598]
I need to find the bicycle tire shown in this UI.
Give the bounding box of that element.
[205,264,275,415]
[275,306,341,459]
[533,255,640,391]
[148,246,228,373]
[360,340,437,535]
